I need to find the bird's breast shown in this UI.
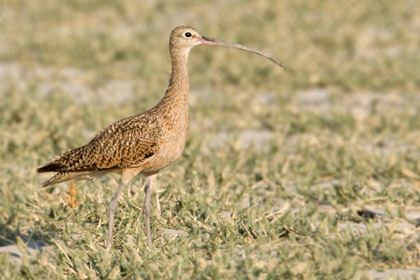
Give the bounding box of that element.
[140,108,189,174]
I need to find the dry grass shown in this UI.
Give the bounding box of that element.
[1,0,420,279]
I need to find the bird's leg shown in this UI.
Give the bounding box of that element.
[67,181,79,210]
[156,188,161,218]
[107,181,127,249]
[143,174,157,249]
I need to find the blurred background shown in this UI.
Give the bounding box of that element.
[1,0,420,278]
[1,0,419,158]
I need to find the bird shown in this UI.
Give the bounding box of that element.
[37,26,285,249]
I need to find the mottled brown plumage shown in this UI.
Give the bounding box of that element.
[38,26,284,249]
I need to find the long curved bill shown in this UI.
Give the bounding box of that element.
[201,36,286,71]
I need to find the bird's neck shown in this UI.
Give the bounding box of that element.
[158,49,190,109]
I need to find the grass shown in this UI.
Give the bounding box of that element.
[1,0,420,279]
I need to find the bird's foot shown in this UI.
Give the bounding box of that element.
[156,192,161,218]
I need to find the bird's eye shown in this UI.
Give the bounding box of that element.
[184,32,192,38]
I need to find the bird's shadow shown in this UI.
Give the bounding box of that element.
[0,222,52,253]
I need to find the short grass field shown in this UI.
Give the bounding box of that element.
[1,0,420,279]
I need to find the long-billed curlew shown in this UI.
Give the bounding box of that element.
[37,26,285,249]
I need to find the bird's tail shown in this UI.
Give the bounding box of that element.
[39,170,108,187]
[37,161,65,173]
[39,172,72,188]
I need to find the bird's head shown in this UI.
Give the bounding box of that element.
[170,26,202,50]
[170,25,286,70]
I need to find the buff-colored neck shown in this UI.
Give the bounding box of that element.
[158,48,190,108]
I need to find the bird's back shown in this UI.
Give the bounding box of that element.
[38,100,189,187]
[38,112,160,184]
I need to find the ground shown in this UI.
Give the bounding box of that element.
[1,0,420,279]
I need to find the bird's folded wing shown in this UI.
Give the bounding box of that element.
[94,130,158,169]
[38,116,161,173]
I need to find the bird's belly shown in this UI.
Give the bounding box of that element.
[140,135,187,175]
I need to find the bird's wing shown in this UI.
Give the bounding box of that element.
[38,115,161,173]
